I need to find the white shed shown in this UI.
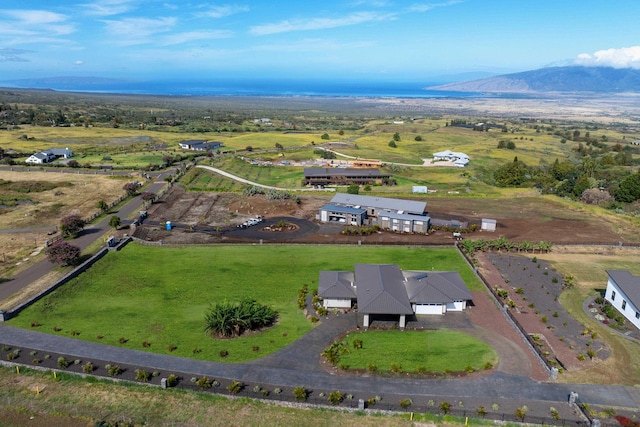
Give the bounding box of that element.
[481,218,497,232]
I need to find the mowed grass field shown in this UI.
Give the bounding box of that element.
[338,329,497,373]
[8,244,482,363]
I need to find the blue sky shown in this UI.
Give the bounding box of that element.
[2,0,640,82]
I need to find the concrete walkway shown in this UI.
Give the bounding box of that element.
[196,165,334,192]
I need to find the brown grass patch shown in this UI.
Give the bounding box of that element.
[0,171,128,230]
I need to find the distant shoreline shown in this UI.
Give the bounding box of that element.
[1,86,639,121]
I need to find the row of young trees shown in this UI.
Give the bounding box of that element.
[460,237,553,254]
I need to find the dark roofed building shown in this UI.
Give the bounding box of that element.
[303,168,391,186]
[318,264,472,328]
[318,271,356,309]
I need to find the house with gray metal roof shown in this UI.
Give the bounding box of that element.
[605,270,640,330]
[318,264,472,328]
[318,271,356,309]
[321,194,430,232]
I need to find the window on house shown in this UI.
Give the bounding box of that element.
[611,291,616,301]
[622,300,627,310]
[635,312,639,319]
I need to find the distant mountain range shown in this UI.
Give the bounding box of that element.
[428,66,640,93]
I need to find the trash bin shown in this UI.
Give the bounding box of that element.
[166,221,172,230]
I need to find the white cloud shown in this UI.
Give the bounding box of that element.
[196,5,249,19]
[80,0,139,16]
[250,11,395,36]
[0,9,74,36]
[75,60,84,65]
[252,38,374,53]
[0,47,32,62]
[101,17,176,45]
[159,30,234,46]
[408,1,463,13]
[575,46,640,69]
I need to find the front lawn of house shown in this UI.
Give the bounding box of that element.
[8,244,482,362]
[334,329,498,374]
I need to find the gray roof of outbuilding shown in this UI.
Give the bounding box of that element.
[318,271,356,299]
[320,204,367,215]
[404,271,472,304]
[355,264,413,315]
[607,270,640,309]
[330,193,426,215]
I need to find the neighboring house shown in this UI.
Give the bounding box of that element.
[25,147,73,164]
[319,193,430,232]
[481,218,497,232]
[605,270,640,330]
[178,140,223,151]
[318,264,472,328]
[302,168,391,186]
[433,150,470,167]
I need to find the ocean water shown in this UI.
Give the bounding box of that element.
[7,78,493,98]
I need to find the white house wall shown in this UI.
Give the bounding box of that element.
[605,278,640,330]
[413,303,445,315]
[323,298,352,309]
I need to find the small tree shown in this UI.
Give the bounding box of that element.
[321,133,330,140]
[388,140,397,148]
[96,200,108,212]
[141,191,156,203]
[393,132,401,141]
[109,215,121,230]
[515,406,528,422]
[477,406,487,418]
[123,182,140,197]
[67,159,80,168]
[440,401,451,414]
[414,135,423,141]
[60,214,85,237]
[245,145,253,152]
[162,155,174,166]
[346,184,359,195]
[46,241,81,266]
[327,390,344,405]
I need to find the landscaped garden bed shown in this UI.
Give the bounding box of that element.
[485,253,610,369]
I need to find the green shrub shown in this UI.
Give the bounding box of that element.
[82,362,94,373]
[327,390,344,405]
[57,356,69,368]
[477,406,487,417]
[293,386,308,402]
[135,369,150,382]
[440,402,451,414]
[400,398,412,409]
[196,376,212,389]
[227,380,244,395]
[166,374,178,387]
[107,365,122,376]
[204,298,278,338]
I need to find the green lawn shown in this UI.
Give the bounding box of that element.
[337,329,498,373]
[9,244,482,362]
